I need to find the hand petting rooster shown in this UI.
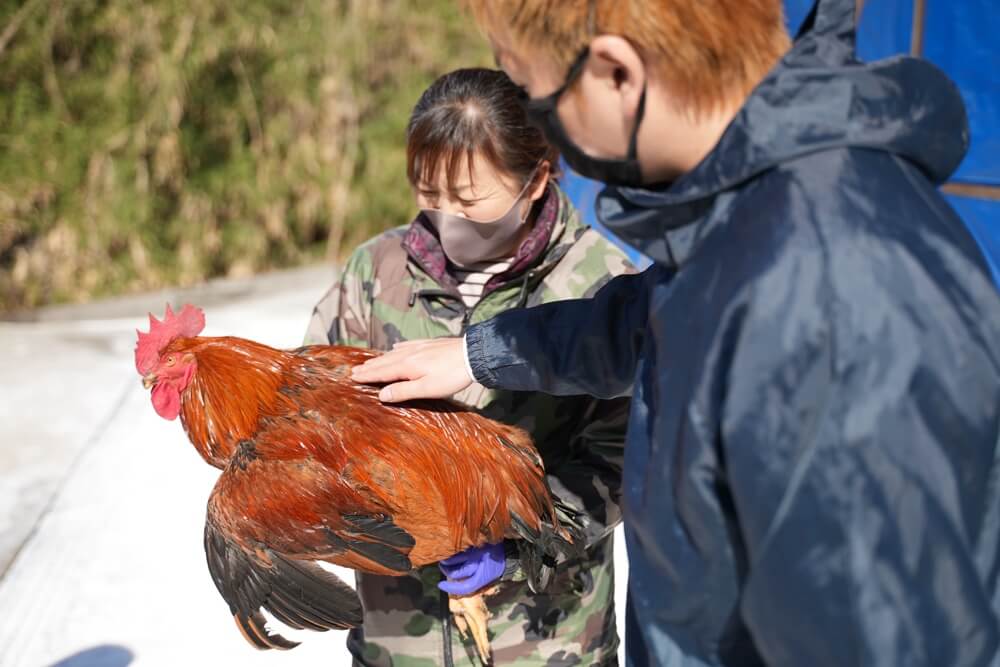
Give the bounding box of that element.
[135,304,580,664]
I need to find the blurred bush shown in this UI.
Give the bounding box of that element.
[0,0,489,311]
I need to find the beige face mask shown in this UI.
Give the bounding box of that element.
[421,168,539,268]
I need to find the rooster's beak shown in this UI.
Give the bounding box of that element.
[142,373,157,389]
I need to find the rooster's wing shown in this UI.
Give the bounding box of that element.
[203,418,419,650]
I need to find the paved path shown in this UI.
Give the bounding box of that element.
[0,266,627,667]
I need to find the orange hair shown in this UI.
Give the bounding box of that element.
[464,0,791,114]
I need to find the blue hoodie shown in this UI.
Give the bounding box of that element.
[465,0,1000,665]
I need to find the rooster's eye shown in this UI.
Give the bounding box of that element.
[165,355,176,366]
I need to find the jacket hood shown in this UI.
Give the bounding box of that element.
[596,0,969,260]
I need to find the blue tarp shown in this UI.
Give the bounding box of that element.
[950,195,1000,286]
[794,0,1000,283]
[788,0,998,186]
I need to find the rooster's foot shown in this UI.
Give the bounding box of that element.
[449,588,496,666]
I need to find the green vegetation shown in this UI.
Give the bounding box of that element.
[0,0,490,311]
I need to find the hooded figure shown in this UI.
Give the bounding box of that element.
[355,1,1000,664]
[464,3,1000,666]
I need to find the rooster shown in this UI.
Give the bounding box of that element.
[134,304,576,664]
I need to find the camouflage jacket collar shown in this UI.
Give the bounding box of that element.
[401,184,578,295]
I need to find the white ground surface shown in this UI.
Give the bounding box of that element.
[0,266,627,667]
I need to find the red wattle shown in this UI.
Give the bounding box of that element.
[151,382,181,420]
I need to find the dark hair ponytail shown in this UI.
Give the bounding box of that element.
[406,68,558,196]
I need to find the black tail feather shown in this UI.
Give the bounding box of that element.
[511,498,586,594]
[235,610,300,650]
[205,520,363,651]
[267,588,336,632]
[266,552,363,628]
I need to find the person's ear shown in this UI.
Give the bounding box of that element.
[527,161,551,203]
[585,35,646,125]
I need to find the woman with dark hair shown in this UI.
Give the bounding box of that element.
[305,68,633,666]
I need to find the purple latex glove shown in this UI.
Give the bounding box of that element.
[437,542,505,595]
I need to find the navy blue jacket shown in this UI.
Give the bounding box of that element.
[465,1,1000,665]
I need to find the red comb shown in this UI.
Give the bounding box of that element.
[134,304,206,375]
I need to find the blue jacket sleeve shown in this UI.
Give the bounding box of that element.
[720,278,1000,666]
[464,264,669,399]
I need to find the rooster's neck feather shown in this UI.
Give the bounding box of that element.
[174,336,291,468]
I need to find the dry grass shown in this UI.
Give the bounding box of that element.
[0,0,490,312]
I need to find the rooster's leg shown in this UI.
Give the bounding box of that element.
[449,588,496,666]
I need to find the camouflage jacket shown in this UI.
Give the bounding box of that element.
[305,185,633,666]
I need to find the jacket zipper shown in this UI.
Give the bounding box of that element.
[439,279,533,665]
[441,589,455,667]
[397,212,574,665]
[407,272,546,666]
[420,288,502,667]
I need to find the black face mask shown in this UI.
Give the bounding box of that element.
[522,47,648,188]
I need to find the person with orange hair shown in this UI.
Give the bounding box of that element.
[354,0,1000,665]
